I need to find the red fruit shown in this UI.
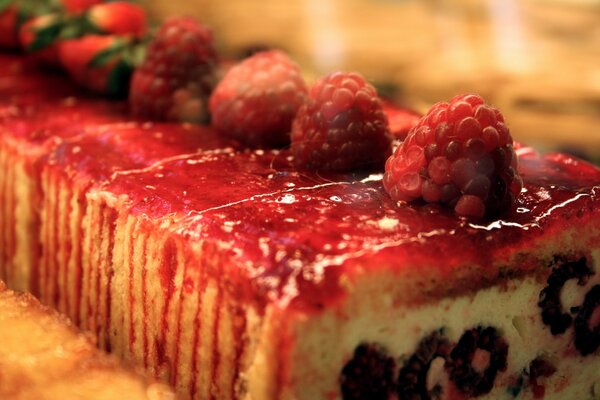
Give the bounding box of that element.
[291,71,392,172]
[383,94,523,218]
[61,0,104,14]
[0,5,20,49]
[19,14,62,65]
[59,35,132,95]
[209,50,308,147]
[129,17,218,122]
[87,2,146,39]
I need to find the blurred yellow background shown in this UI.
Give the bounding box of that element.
[145,0,600,159]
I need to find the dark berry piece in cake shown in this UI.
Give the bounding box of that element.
[526,356,557,399]
[445,326,508,397]
[291,71,392,172]
[397,330,452,400]
[538,257,593,335]
[129,17,218,123]
[209,50,307,148]
[383,94,522,218]
[340,343,396,400]
[574,284,600,356]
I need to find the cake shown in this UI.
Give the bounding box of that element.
[0,281,175,399]
[1,49,600,400]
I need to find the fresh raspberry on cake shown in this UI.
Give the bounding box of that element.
[86,2,147,39]
[291,71,392,172]
[129,17,217,123]
[209,50,308,148]
[383,94,523,218]
[59,34,133,96]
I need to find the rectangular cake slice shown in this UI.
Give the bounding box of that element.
[1,52,600,400]
[90,145,600,400]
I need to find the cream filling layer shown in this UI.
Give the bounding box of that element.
[289,252,600,400]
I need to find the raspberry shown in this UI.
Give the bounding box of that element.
[291,71,392,172]
[209,50,307,147]
[538,257,593,335]
[129,17,217,123]
[445,326,508,397]
[340,343,396,400]
[574,284,600,356]
[383,94,522,218]
[397,330,452,400]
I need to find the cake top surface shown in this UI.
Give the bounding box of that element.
[3,54,600,310]
[102,145,600,308]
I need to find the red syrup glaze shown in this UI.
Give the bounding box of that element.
[100,145,600,312]
[4,53,600,316]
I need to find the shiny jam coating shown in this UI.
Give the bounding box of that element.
[3,53,600,311]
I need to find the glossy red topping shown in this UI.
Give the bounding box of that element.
[100,144,600,310]
[4,54,600,312]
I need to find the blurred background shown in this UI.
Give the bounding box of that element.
[146,0,600,158]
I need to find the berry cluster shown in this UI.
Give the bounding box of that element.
[397,330,451,399]
[538,256,600,356]
[1,1,523,216]
[383,94,523,218]
[0,0,147,95]
[342,326,509,400]
[446,326,509,397]
[340,344,397,400]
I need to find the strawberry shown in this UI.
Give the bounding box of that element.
[129,17,218,122]
[209,50,308,147]
[1,0,64,50]
[19,13,63,65]
[0,4,20,49]
[58,34,133,96]
[86,1,146,39]
[60,0,103,14]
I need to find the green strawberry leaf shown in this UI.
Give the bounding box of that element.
[59,15,96,39]
[0,0,14,14]
[88,39,127,68]
[106,59,132,97]
[27,18,62,51]
[122,41,147,68]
